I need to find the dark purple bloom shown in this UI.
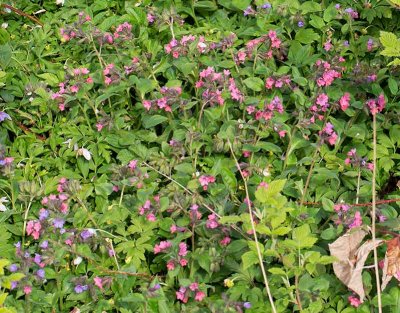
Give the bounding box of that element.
[53,218,65,229]
[261,3,271,9]
[36,269,45,279]
[80,229,96,240]
[40,240,49,249]
[9,264,18,272]
[74,284,88,293]
[0,112,11,122]
[298,21,304,27]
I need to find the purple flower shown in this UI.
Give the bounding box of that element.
[36,269,45,279]
[298,21,304,27]
[243,302,252,309]
[335,4,341,9]
[80,229,96,240]
[34,253,42,265]
[261,3,271,9]
[9,264,18,272]
[0,112,11,122]
[40,240,49,249]
[53,218,65,229]
[243,6,253,16]
[39,209,49,220]
[11,281,18,289]
[74,284,88,293]
[343,40,349,47]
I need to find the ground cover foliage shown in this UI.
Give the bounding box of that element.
[0,0,400,312]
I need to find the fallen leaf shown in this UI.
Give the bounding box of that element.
[381,237,400,291]
[329,229,383,301]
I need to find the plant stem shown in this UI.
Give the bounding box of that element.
[228,140,277,313]
[356,168,361,205]
[372,114,382,313]
[22,197,34,246]
[299,145,321,207]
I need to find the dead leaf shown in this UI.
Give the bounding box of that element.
[329,229,383,301]
[381,237,400,291]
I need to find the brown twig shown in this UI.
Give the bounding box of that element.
[1,4,43,26]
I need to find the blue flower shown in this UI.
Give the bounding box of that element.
[0,112,11,122]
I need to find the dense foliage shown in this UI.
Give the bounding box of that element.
[0,0,400,312]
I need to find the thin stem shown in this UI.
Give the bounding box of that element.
[1,4,43,26]
[119,185,125,207]
[228,140,277,313]
[22,197,34,246]
[356,168,361,205]
[372,114,382,313]
[299,145,321,207]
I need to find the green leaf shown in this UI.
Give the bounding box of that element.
[388,77,398,95]
[243,77,264,91]
[323,4,338,22]
[300,1,321,14]
[309,14,325,29]
[0,44,12,68]
[0,259,10,275]
[37,73,60,87]
[241,251,259,270]
[321,198,334,212]
[232,0,251,10]
[295,29,319,44]
[142,115,168,128]
[292,224,317,249]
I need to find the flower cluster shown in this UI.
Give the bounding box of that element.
[344,148,374,170]
[143,86,183,112]
[176,283,206,303]
[165,35,207,58]
[366,94,386,115]
[315,58,345,87]
[51,67,92,111]
[198,175,216,191]
[265,75,292,90]
[138,197,160,222]
[243,3,271,16]
[319,122,338,146]
[248,96,284,121]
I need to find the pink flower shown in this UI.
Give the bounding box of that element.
[324,40,333,51]
[257,182,269,190]
[27,221,41,240]
[128,160,137,170]
[189,282,199,291]
[94,277,103,290]
[178,242,188,256]
[278,130,286,138]
[348,295,362,307]
[265,77,274,89]
[339,92,350,111]
[179,258,188,266]
[199,175,216,191]
[146,213,156,222]
[96,123,104,132]
[23,285,32,295]
[143,100,152,111]
[316,93,329,110]
[220,236,231,246]
[206,214,219,229]
[195,291,206,301]
[167,261,175,270]
[349,211,362,228]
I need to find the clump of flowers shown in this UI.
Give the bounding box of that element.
[143,86,184,112]
[366,94,385,115]
[176,282,206,303]
[198,175,216,190]
[265,75,292,90]
[314,58,345,87]
[138,196,160,222]
[248,96,284,121]
[319,122,338,146]
[344,148,374,170]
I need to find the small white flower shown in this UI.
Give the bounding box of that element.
[77,148,92,161]
[56,0,65,6]
[73,256,82,265]
[1,23,8,29]
[0,197,9,212]
[262,168,270,177]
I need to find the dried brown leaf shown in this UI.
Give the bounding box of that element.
[329,229,383,301]
[381,237,400,291]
